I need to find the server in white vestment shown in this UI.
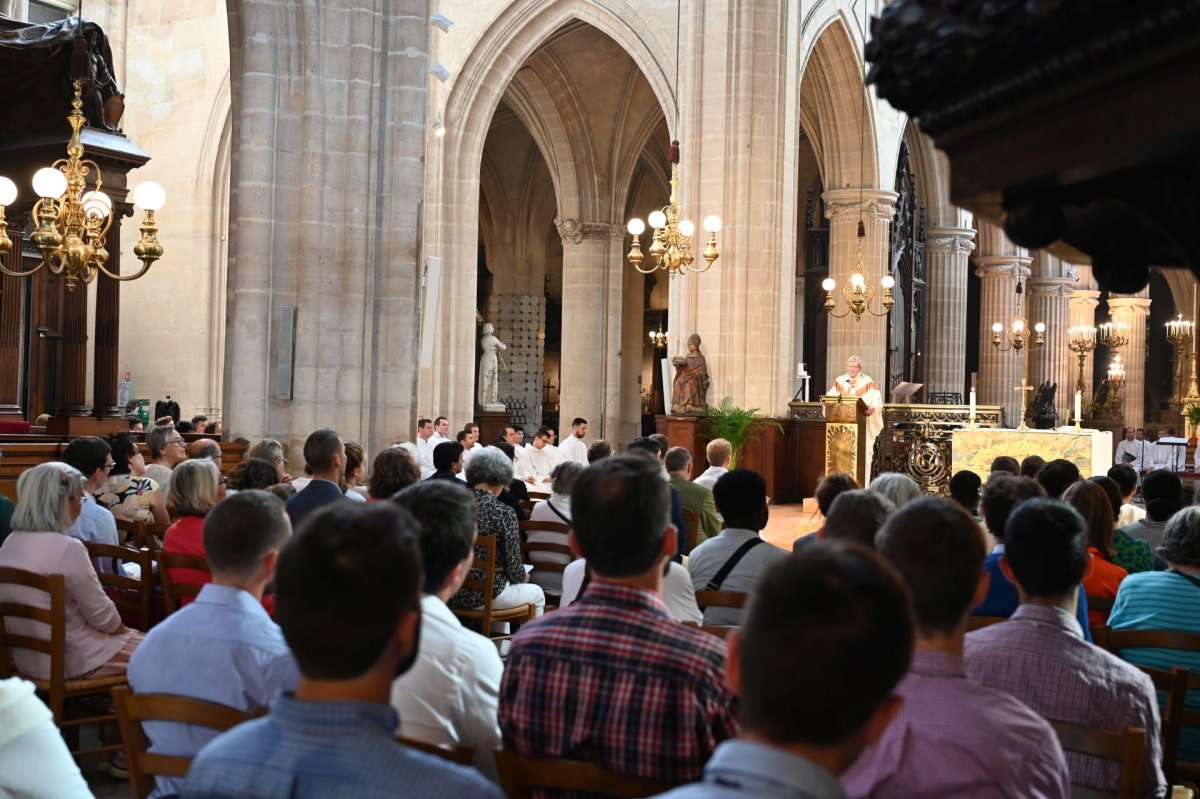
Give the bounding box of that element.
[515,427,562,486]
[558,418,589,466]
[826,356,884,486]
[1113,427,1149,473]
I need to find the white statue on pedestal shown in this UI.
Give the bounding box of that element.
[478,323,507,411]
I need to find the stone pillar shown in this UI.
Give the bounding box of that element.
[1108,294,1152,428]
[555,219,621,440]
[1026,272,1075,423]
[974,222,1031,426]
[1069,289,1102,401]
[822,188,898,389]
[223,0,428,464]
[924,226,976,399]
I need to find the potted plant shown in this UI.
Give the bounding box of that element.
[700,397,783,469]
[1185,403,1200,443]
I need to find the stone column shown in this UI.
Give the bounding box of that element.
[974,222,1031,426]
[1069,289,1102,401]
[822,188,898,389]
[555,218,621,439]
[1026,272,1075,423]
[223,0,428,464]
[924,226,976,399]
[1108,294,1152,428]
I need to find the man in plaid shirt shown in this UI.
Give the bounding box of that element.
[499,455,737,793]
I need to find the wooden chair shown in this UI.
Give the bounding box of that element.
[157,551,211,615]
[450,534,537,638]
[113,686,259,799]
[397,735,473,765]
[517,499,535,516]
[693,590,749,612]
[680,509,700,553]
[115,518,140,547]
[519,520,573,608]
[1049,721,1145,799]
[0,567,127,757]
[1087,594,1116,614]
[1134,666,1190,786]
[698,625,737,640]
[136,521,172,550]
[967,615,1009,631]
[85,543,153,631]
[495,749,679,798]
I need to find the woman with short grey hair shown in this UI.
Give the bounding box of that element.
[248,438,291,484]
[0,462,143,682]
[450,447,544,628]
[868,471,922,509]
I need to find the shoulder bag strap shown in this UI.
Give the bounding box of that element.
[545,498,572,525]
[705,537,765,592]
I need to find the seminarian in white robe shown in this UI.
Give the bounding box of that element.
[826,356,884,486]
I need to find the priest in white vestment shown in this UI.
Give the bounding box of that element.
[826,355,884,486]
[515,429,562,486]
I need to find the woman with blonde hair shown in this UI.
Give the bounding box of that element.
[0,462,142,679]
[162,460,224,605]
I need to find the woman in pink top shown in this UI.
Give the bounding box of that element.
[162,460,223,600]
[0,462,142,680]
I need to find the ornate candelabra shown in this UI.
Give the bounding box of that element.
[1097,320,1130,352]
[648,324,667,351]
[1067,325,1097,395]
[626,141,720,278]
[1166,315,1194,408]
[0,81,165,290]
[821,220,895,322]
[1107,355,1126,421]
[991,282,1045,353]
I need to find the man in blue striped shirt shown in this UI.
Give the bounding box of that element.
[1109,505,1200,762]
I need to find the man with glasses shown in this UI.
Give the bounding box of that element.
[145,425,188,503]
[514,427,561,486]
[61,437,120,552]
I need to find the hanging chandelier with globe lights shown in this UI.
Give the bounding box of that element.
[625,141,721,278]
[0,80,165,291]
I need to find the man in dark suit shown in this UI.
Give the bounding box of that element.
[286,428,348,529]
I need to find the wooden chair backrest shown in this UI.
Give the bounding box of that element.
[1098,628,1200,654]
[519,519,571,535]
[156,551,211,615]
[693,590,749,611]
[0,567,67,717]
[680,509,700,553]
[1134,665,1189,785]
[698,625,736,640]
[112,685,259,799]
[1087,594,1115,613]
[1049,721,1144,799]
[397,735,473,765]
[452,533,534,635]
[494,749,679,798]
[137,521,172,550]
[967,615,1009,632]
[518,520,573,579]
[115,518,141,547]
[84,543,153,631]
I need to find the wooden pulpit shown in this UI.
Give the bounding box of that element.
[822,395,868,486]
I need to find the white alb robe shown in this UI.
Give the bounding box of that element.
[826,372,884,485]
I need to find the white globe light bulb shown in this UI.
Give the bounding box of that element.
[821,278,836,292]
[703,215,722,233]
[1034,322,1046,333]
[0,176,16,206]
[32,167,67,199]
[81,190,112,220]
[678,219,695,237]
[132,181,166,211]
[880,274,895,289]
[850,272,865,288]
[647,210,667,229]
[1013,319,1024,332]
[627,218,645,235]
[992,322,1003,333]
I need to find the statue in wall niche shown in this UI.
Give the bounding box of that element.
[671,333,710,414]
[477,323,507,411]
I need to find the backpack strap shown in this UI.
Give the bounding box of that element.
[545,498,571,526]
[705,537,765,592]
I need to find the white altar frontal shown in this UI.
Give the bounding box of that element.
[952,427,1114,482]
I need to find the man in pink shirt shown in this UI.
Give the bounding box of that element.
[840,497,1070,799]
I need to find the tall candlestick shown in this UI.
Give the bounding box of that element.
[969,388,976,428]
[1074,390,1082,430]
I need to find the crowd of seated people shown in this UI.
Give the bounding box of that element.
[6,426,1200,799]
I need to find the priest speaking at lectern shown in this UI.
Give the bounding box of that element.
[826,355,884,484]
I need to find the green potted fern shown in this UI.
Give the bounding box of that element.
[1185,403,1200,443]
[700,397,783,469]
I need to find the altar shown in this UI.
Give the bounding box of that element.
[952,427,1113,481]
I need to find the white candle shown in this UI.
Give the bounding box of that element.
[969,389,976,424]
[1074,390,1082,425]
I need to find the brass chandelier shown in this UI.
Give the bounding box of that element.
[822,220,894,321]
[0,80,165,290]
[991,281,1045,352]
[626,142,720,278]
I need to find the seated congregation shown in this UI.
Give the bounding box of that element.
[1,422,1199,799]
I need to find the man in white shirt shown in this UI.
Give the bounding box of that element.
[694,438,732,490]
[61,437,119,549]
[391,480,504,781]
[512,424,527,451]
[431,416,450,444]
[559,418,589,465]
[515,427,561,486]
[1113,427,1148,474]
[415,418,436,479]
[460,423,482,468]
[1152,429,1185,471]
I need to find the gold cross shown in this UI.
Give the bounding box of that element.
[1014,378,1034,431]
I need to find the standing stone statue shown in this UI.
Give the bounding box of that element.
[671,333,710,414]
[477,323,507,411]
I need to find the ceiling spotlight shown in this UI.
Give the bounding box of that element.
[429,62,452,83]
[432,119,445,137]
[430,12,453,32]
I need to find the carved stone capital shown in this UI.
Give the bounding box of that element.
[927,226,977,255]
[1026,277,1077,298]
[1107,297,1153,318]
[821,188,898,222]
[555,218,625,245]
[973,256,1031,280]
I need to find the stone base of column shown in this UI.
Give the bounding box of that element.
[45,415,128,437]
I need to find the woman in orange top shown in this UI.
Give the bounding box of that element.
[1063,479,1128,625]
